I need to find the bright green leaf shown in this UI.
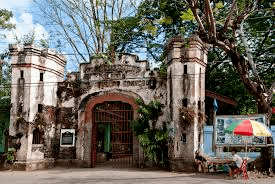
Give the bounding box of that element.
[180,9,194,21]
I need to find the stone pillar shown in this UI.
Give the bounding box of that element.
[164,35,209,171]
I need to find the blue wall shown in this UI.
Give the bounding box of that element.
[203,126,215,157]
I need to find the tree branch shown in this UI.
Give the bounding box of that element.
[205,0,216,39]
[223,0,237,33]
[215,40,231,54]
[256,21,274,57]
[240,21,258,75]
[187,0,206,33]
[233,0,258,30]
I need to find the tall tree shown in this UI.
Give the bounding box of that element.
[0,8,14,97]
[0,9,15,144]
[186,0,275,121]
[33,0,143,63]
[114,0,191,62]
[0,9,15,30]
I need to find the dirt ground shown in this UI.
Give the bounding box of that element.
[0,167,275,184]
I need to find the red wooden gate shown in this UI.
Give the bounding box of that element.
[93,101,134,168]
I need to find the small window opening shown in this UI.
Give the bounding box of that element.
[18,103,23,113]
[182,98,188,107]
[38,104,43,113]
[181,133,186,144]
[20,70,24,78]
[40,73,43,81]
[184,65,187,74]
[32,128,43,144]
[198,100,201,111]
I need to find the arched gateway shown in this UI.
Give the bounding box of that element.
[9,35,209,171]
[84,92,139,168]
[93,101,134,167]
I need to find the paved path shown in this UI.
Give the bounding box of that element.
[0,168,274,184]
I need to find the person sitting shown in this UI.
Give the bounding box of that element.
[195,150,207,172]
[229,148,243,177]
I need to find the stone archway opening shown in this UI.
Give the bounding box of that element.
[93,101,134,168]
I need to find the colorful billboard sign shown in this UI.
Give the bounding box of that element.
[214,114,267,145]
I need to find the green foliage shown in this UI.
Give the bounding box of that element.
[215,2,224,9]
[138,130,168,163]
[159,16,173,25]
[0,50,11,144]
[39,39,49,48]
[14,30,35,46]
[0,50,11,102]
[206,51,257,114]
[91,53,109,60]
[0,50,11,110]
[0,9,15,30]
[113,0,191,63]
[0,97,11,111]
[34,0,140,63]
[0,110,9,143]
[157,62,167,79]
[180,9,194,21]
[6,148,15,161]
[244,1,275,88]
[204,0,274,116]
[132,99,168,166]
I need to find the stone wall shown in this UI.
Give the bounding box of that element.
[55,53,168,168]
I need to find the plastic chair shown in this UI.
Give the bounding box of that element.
[230,159,248,179]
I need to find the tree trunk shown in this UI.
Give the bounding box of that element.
[226,51,273,123]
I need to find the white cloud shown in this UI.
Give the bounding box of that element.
[0,0,32,12]
[13,13,48,40]
[0,0,48,52]
[1,11,48,52]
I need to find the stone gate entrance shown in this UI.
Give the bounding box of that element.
[9,35,209,171]
[93,101,134,168]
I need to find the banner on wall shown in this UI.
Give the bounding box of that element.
[214,114,267,145]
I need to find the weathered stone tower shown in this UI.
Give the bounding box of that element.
[9,44,66,170]
[164,35,209,171]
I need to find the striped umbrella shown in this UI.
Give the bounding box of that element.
[225,119,272,157]
[224,119,272,137]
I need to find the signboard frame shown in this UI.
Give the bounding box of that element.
[214,114,268,147]
[60,129,75,147]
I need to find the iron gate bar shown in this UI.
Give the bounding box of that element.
[93,101,134,168]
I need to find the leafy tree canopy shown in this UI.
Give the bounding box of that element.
[0,9,15,30]
[183,0,275,119]
[33,0,143,63]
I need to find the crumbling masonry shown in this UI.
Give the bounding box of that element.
[9,35,209,171]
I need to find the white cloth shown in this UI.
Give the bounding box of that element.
[232,154,243,168]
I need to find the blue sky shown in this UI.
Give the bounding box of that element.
[0,0,79,72]
[0,0,156,72]
[0,0,49,52]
